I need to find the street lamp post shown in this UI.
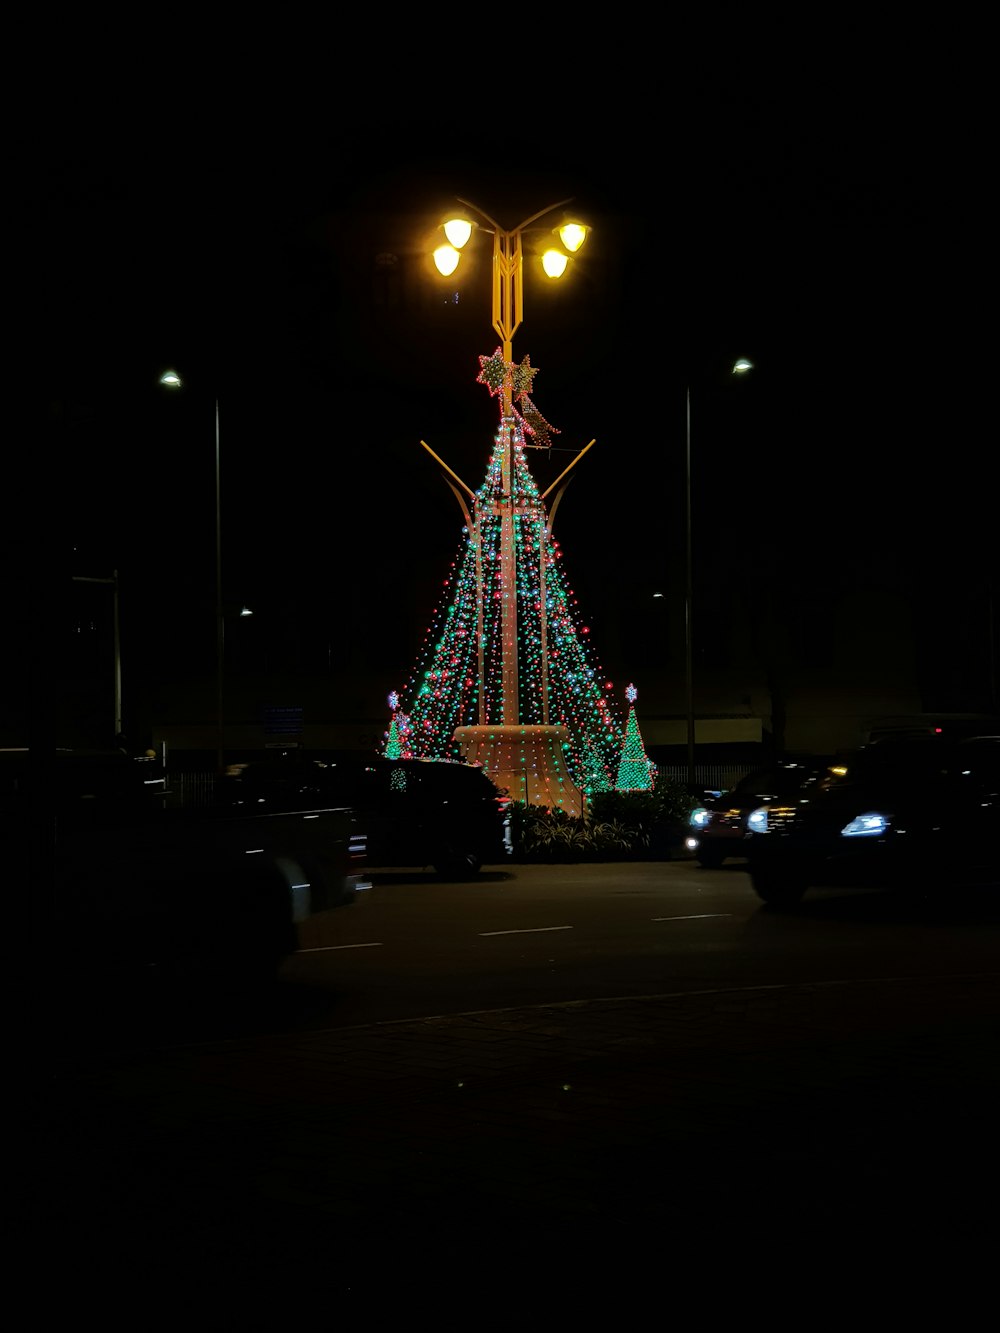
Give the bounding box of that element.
[70,570,121,741]
[685,359,753,789]
[425,200,598,812]
[431,198,589,725]
[213,396,223,776]
[159,371,225,775]
[685,385,695,790]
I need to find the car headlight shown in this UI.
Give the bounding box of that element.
[690,807,712,829]
[841,811,891,838]
[747,807,769,833]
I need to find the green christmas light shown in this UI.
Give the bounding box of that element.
[383,352,625,789]
[616,683,654,792]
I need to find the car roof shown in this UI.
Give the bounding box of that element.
[845,733,999,776]
[730,757,833,786]
[862,733,999,755]
[232,754,498,784]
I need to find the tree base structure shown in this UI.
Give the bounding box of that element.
[452,724,584,818]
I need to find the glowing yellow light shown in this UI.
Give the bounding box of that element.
[558,222,587,253]
[434,245,461,277]
[443,217,473,249]
[541,249,569,279]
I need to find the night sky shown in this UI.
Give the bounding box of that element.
[12,67,994,746]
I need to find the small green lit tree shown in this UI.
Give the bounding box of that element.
[615,683,654,792]
[384,692,403,759]
[581,736,613,796]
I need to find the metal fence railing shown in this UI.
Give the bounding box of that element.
[163,764,744,812]
[655,765,746,794]
[165,771,218,809]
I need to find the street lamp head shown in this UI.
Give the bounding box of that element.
[541,249,569,279]
[540,214,588,279]
[435,214,477,276]
[433,244,461,277]
[733,358,753,374]
[443,216,475,249]
[555,220,588,254]
[159,370,182,388]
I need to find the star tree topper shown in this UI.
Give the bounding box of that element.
[476,348,507,396]
[511,354,538,401]
[477,350,559,447]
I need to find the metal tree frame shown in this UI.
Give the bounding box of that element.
[423,198,595,726]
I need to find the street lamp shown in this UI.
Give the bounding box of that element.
[685,358,753,789]
[432,198,589,362]
[423,199,599,813]
[429,199,590,727]
[159,370,225,775]
[70,570,121,741]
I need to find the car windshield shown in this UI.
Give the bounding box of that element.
[731,763,828,799]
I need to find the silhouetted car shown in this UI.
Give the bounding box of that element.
[223,754,510,879]
[743,732,1000,907]
[3,747,364,983]
[685,759,835,867]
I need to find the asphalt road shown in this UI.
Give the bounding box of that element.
[38,857,1000,1053]
[23,858,1000,1315]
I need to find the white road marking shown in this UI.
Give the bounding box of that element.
[479,926,574,936]
[651,913,732,921]
[300,917,728,954]
[297,942,384,952]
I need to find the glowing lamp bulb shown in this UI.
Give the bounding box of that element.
[558,222,588,252]
[541,249,569,279]
[434,245,461,277]
[443,218,473,248]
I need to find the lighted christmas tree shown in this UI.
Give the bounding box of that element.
[384,693,402,759]
[382,347,624,802]
[616,683,654,791]
[581,736,614,795]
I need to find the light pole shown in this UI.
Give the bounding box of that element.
[71,570,120,741]
[159,371,224,775]
[431,198,589,724]
[685,358,753,789]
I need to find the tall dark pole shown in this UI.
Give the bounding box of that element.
[215,398,224,776]
[989,568,997,712]
[70,572,120,741]
[158,371,223,771]
[685,385,695,789]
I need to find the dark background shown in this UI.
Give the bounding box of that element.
[10,56,994,750]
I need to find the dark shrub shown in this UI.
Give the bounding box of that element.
[507,780,698,861]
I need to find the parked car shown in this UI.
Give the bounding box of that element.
[4,747,364,983]
[743,732,1000,907]
[685,759,835,867]
[223,753,510,879]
